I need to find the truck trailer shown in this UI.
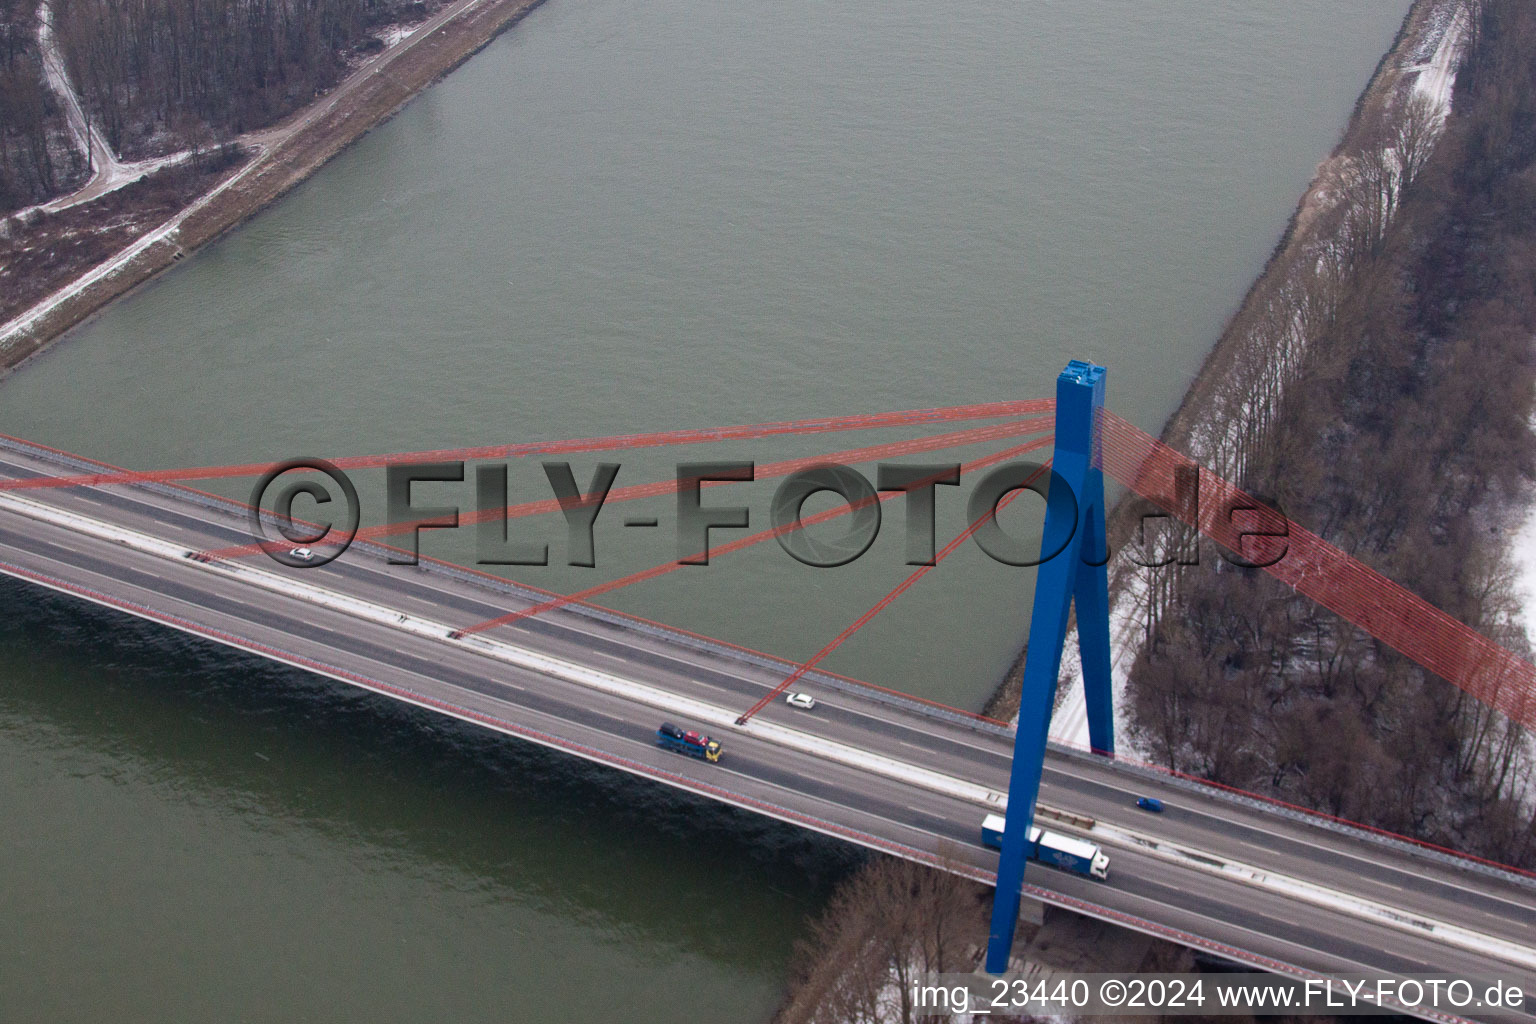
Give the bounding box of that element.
[982,813,1109,880]
[656,722,722,762]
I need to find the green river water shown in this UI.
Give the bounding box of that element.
[0,0,1411,1019]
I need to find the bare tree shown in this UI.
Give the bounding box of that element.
[1394,92,1445,192]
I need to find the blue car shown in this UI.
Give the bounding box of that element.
[1136,796,1164,813]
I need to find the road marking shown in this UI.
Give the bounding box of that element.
[689,677,736,691]
[6,522,1527,983]
[12,464,1536,944]
[1044,763,1536,914]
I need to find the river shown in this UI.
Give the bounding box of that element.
[0,0,1411,1019]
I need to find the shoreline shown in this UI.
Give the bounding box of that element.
[0,0,549,376]
[983,0,1464,727]
[779,3,1484,1015]
[1114,0,1453,533]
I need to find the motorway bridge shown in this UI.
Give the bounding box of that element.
[1,426,1534,1024]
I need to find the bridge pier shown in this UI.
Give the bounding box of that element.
[984,360,1114,974]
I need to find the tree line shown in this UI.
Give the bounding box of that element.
[0,0,83,212]
[55,0,436,159]
[1125,0,1536,868]
[3,0,436,213]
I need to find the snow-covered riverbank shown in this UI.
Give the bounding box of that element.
[1046,0,1472,753]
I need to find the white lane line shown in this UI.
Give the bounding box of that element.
[1093,822,1536,971]
[281,544,929,719]
[464,588,1005,761]
[1,488,1019,819]
[12,475,1536,957]
[1046,763,1536,914]
[704,759,972,851]
[689,678,736,691]
[18,468,1011,755]
[18,525,1529,988]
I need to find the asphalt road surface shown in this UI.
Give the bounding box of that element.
[1,437,1532,1023]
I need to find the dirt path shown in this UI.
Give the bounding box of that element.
[35,1,124,198]
[31,0,197,215]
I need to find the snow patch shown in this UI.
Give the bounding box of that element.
[1048,571,1151,760]
[1511,417,1536,635]
[1408,2,1469,114]
[377,25,418,48]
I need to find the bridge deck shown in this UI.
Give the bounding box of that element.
[1,437,1532,1024]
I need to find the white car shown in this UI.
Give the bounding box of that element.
[288,547,316,562]
[785,692,817,710]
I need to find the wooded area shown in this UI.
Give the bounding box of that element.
[1,0,439,212]
[0,0,83,211]
[55,0,440,159]
[1126,0,1536,868]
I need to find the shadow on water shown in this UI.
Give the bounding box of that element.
[0,576,864,966]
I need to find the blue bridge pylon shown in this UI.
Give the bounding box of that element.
[985,360,1115,973]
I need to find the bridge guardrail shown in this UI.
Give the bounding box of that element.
[0,435,1020,743]
[1046,740,1536,893]
[5,434,1532,894]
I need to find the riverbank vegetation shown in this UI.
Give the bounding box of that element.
[1126,0,1536,868]
[773,854,994,1024]
[0,0,446,214]
[0,144,244,325]
[3,0,546,369]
